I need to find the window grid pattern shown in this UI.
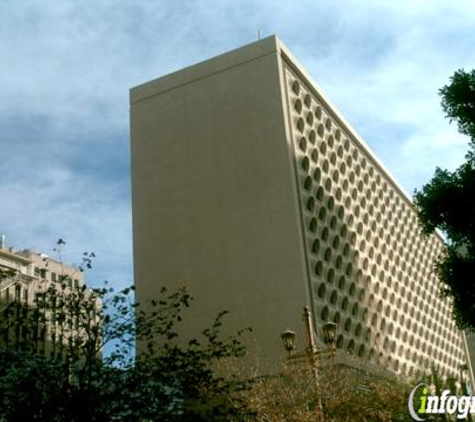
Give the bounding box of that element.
[284,67,465,379]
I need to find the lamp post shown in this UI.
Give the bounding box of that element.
[459,364,472,421]
[459,364,469,394]
[280,307,338,417]
[322,321,337,362]
[322,321,337,345]
[280,330,296,358]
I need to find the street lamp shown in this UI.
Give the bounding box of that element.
[279,308,342,417]
[459,364,469,394]
[322,321,338,346]
[281,330,296,357]
[459,364,472,422]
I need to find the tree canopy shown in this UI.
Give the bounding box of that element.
[414,69,475,329]
[0,249,254,422]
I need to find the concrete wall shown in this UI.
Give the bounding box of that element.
[131,35,470,379]
[130,36,310,369]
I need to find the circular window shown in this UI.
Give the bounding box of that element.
[332,235,340,249]
[346,155,353,168]
[317,283,326,299]
[357,223,363,235]
[338,275,346,290]
[309,130,316,144]
[294,98,303,113]
[313,168,321,183]
[358,288,365,302]
[320,161,328,174]
[343,243,350,256]
[315,106,322,120]
[330,290,338,305]
[320,142,327,155]
[303,176,312,191]
[342,179,349,191]
[311,149,318,163]
[357,344,365,357]
[341,297,349,311]
[336,335,344,349]
[306,197,315,212]
[322,227,329,241]
[309,218,317,233]
[341,224,348,238]
[329,216,337,230]
[335,188,342,201]
[292,80,300,94]
[330,152,337,165]
[321,306,329,320]
[304,93,312,107]
[348,214,354,227]
[312,239,320,254]
[315,261,323,276]
[306,112,314,126]
[332,170,339,183]
[316,186,324,200]
[347,339,355,354]
[317,123,324,137]
[335,129,341,141]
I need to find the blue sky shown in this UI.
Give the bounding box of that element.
[0,0,474,291]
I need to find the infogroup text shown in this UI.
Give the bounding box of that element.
[409,383,475,420]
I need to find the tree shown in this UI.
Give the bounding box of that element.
[244,357,413,422]
[414,69,475,329]
[0,246,254,421]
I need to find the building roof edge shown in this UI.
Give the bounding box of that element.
[130,35,279,104]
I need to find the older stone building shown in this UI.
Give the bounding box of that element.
[0,237,96,356]
[130,36,472,382]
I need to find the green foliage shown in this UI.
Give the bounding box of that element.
[0,250,253,421]
[414,68,475,329]
[440,69,475,144]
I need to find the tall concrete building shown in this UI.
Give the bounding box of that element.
[130,36,471,379]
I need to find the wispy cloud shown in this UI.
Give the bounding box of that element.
[0,0,474,289]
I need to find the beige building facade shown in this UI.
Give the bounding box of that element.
[130,36,471,380]
[0,238,90,355]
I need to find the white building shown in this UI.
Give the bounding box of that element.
[0,237,93,356]
[130,36,471,381]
